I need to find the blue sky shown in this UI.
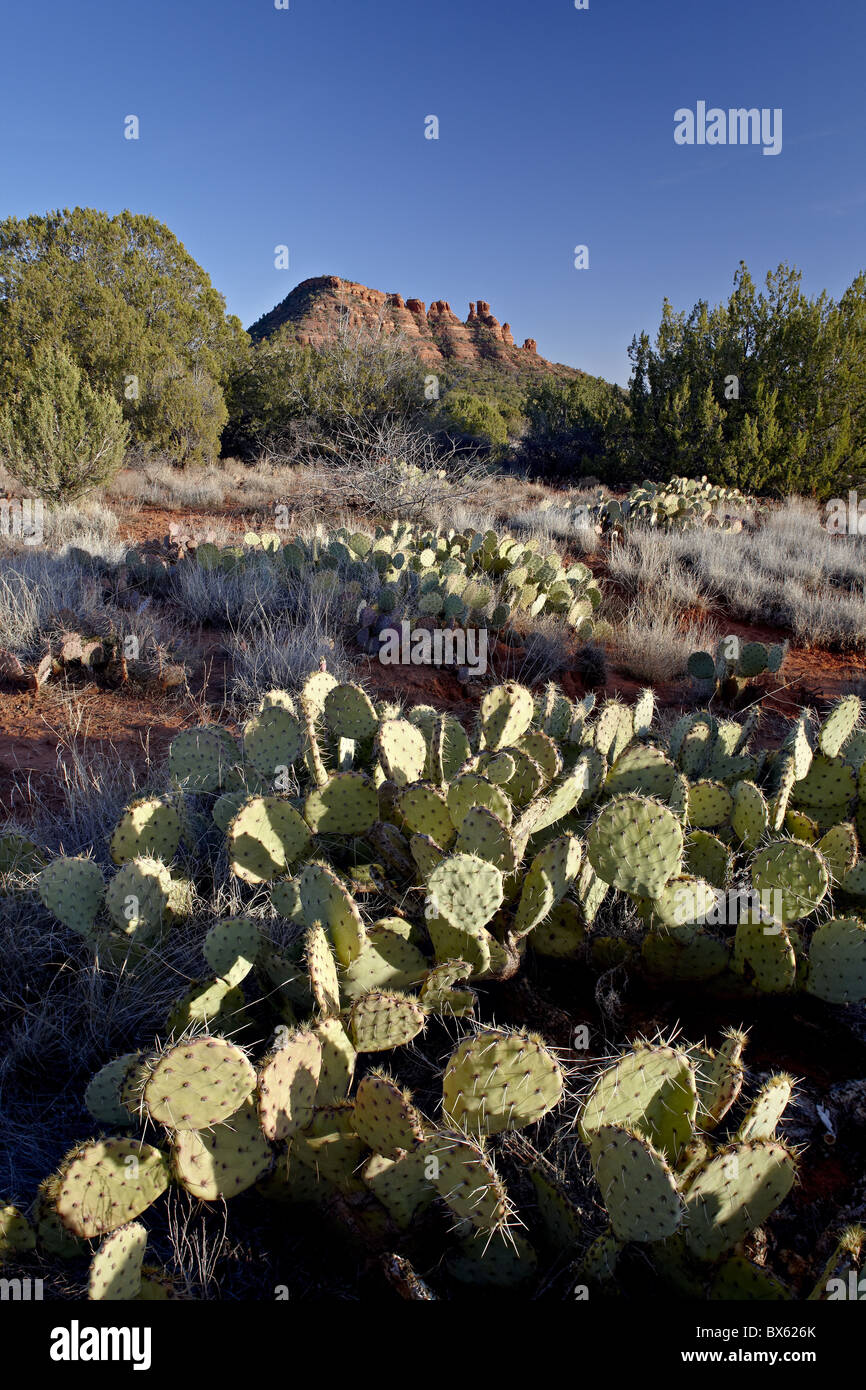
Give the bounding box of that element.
[1,0,864,383]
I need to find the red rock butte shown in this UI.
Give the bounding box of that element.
[248,276,583,378]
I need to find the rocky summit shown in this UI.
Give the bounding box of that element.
[248,276,582,378]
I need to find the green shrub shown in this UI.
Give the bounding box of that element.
[441,389,508,449]
[0,343,128,502]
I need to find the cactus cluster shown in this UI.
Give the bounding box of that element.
[687,633,788,700]
[31,679,866,1007]
[577,1032,801,1297]
[589,476,757,534]
[11,671,866,1299]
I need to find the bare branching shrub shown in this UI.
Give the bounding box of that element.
[295,414,491,523]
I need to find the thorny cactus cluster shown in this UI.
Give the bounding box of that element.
[540,476,758,536]
[687,633,789,702]
[125,521,604,646]
[6,675,866,1298]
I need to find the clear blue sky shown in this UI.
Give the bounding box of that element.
[2,0,864,384]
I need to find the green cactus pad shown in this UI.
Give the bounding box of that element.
[514,835,582,937]
[257,1030,322,1140]
[751,840,829,922]
[165,977,247,1035]
[419,959,475,1016]
[304,771,379,834]
[84,1053,142,1128]
[172,1096,271,1199]
[398,782,456,848]
[737,1075,793,1142]
[105,856,172,939]
[480,681,535,751]
[688,651,716,683]
[430,1132,512,1231]
[684,1140,797,1261]
[142,1037,256,1131]
[292,1103,366,1191]
[407,832,443,879]
[354,1071,425,1157]
[642,925,729,983]
[0,1205,35,1257]
[427,853,504,934]
[39,856,104,936]
[793,753,856,811]
[456,806,517,872]
[322,682,380,741]
[227,797,311,884]
[519,730,562,785]
[710,1255,791,1301]
[694,1031,746,1130]
[212,790,247,834]
[88,1222,148,1301]
[298,860,365,965]
[818,695,861,758]
[580,1043,697,1165]
[110,797,181,867]
[55,1138,171,1238]
[531,900,587,957]
[688,780,733,829]
[684,829,731,888]
[443,1028,564,1135]
[300,668,339,716]
[447,773,512,831]
[362,1147,436,1228]
[594,1124,685,1243]
[431,712,472,783]
[305,923,341,1015]
[314,1017,356,1105]
[587,795,684,899]
[349,989,426,1052]
[242,704,303,779]
[203,918,262,986]
[168,726,237,793]
[731,780,768,850]
[375,718,428,787]
[816,823,858,882]
[604,743,677,800]
[339,925,428,1000]
[806,918,866,1004]
[652,876,718,927]
[733,912,797,993]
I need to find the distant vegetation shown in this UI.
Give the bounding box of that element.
[0,207,863,501]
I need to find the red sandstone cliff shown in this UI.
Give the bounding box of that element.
[248,276,581,378]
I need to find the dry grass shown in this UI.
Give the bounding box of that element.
[607,593,720,685]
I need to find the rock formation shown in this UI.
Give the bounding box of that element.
[248,276,582,379]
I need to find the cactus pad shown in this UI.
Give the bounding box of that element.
[427,853,503,934]
[684,1140,797,1261]
[88,1222,148,1300]
[172,1096,271,1199]
[39,856,104,936]
[142,1037,256,1131]
[594,1124,685,1242]
[227,797,311,884]
[587,795,684,899]
[349,989,426,1052]
[304,771,379,834]
[443,1028,563,1135]
[110,797,181,866]
[54,1138,170,1238]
